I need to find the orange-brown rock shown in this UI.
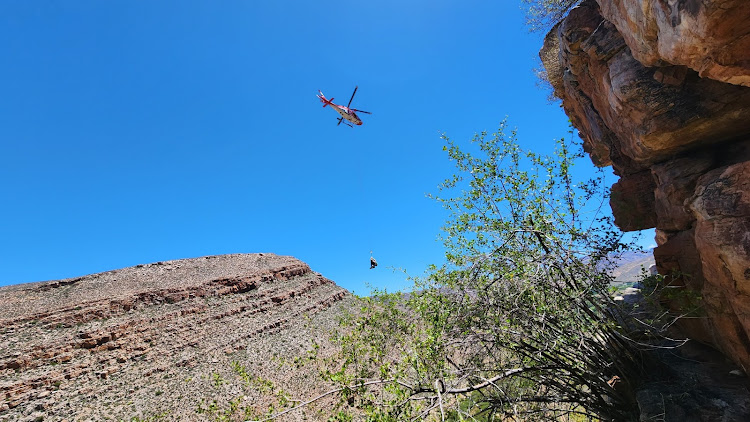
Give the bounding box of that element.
[544,0,750,175]
[610,170,657,231]
[689,161,750,363]
[0,253,353,420]
[541,0,750,372]
[597,0,750,87]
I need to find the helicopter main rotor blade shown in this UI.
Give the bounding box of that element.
[351,109,371,114]
[337,117,343,126]
[346,86,358,108]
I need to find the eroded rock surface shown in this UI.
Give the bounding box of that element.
[0,254,352,421]
[544,0,750,175]
[598,0,750,87]
[540,0,750,375]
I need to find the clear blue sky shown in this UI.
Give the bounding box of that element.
[0,1,653,292]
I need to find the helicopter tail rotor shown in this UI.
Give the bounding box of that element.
[317,91,334,107]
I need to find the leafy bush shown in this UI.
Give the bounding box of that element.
[251,121,670,422]
[317,122,648,421]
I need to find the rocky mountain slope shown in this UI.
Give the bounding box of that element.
[608,251,654,283]
[0,254,353,421]
[541,0,750,373]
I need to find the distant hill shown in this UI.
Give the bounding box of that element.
[0,254,353,421]
[608,250,655,283]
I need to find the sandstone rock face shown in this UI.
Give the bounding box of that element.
[545,0,750,175]
[597,0,750,87]
[541,0,750,372]
[0,254,352,421]
[610,170,657,231]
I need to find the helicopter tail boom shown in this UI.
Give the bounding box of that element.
[317,91,334,108]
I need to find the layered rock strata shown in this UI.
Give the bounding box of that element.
[541,0,750,371]
[0,254,351,421]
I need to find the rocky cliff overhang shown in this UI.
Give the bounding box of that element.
[541,0,750,372]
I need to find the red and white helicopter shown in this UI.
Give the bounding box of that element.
[317,86,371,127]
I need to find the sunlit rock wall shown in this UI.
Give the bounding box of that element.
[541,0,750,371]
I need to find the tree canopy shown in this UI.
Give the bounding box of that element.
[283,122,652,421]
[522,0,582,32]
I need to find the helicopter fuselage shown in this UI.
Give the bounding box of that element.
[331,105,363,126]
[317,88,369,127]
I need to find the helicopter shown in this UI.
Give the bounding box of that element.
[317,86,371,127]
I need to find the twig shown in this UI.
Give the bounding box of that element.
[246,379,399,422]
